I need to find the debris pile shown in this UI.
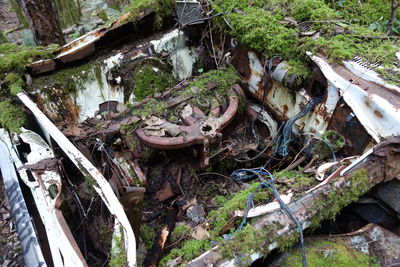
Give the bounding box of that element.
[0,0,399,267]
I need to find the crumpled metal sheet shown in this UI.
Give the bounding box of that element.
[309,53,400,142]
[372,136,400,182]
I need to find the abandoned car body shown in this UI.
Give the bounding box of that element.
[1,1,400,267]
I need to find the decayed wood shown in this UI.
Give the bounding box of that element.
[186,144,398,266]
[145,207,178,267]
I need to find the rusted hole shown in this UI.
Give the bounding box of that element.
[374,110,384,118]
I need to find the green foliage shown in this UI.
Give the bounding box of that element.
[0,100,26,133]
[281,239,379,267]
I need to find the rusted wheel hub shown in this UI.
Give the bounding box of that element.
[136,84,244,150]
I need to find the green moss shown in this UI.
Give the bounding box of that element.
[0,31,8,44]
[53,0,81,28]
[0,100,26,133]
[8,0,29,28]
[123,0,174,28]
[211,0,399,83]
[0,43,56,105]
[132,59,175,100]
[281,239,379,267]
[314,130,345,159]
[170,223,190,243]
[276,231,300,253]
[161,167,371,264]
[98,9,109,22]
[34,62,103,95]
[109,226,128,267]
[4,73,24,95]
[128,67,241,122]
[309,168,370,229]
[140,224,156,249]
[82,175,98,196]
[0,43,55,75]
[130,98,167,118]
[220,224,274,260]
[160,239,212,265]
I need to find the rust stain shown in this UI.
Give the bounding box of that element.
[283,105,289,114]
[374,110,384,118]
[231,46,251,80]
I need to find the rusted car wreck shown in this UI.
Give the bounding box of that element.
[1,1,400,267]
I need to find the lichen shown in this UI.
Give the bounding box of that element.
[280,239,379,267]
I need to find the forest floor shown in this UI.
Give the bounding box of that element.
[0,177,24,267]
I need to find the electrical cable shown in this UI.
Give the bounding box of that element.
[302,133,337,162]
[230,167,307,267]
[274,96,323,157]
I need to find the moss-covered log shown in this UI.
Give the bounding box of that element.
[178,141,400,266]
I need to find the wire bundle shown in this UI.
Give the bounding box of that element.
[230,167,307,267]
[275,96,323,157]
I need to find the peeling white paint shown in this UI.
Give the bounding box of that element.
[310,53,400,141]
[151,29,198,80]
[74,53,125,121]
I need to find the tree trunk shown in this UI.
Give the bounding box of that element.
[386,0,400,36]
[19,0,65,46]
[53,0,81,28]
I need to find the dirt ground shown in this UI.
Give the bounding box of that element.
[0,177,24,267]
